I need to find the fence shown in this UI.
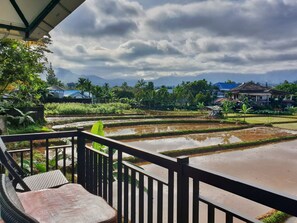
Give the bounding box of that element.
[1,129,297,222]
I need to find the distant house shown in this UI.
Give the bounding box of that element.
[64,90,92,99]
[47,86,65,98]
[214,82,241,98]
[230,82,288,105]
[46,87,92,103]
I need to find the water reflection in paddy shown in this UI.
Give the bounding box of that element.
[104,123,237,136]
[122,127,296,153]
[142,139,297,222]
[52,118,203,130]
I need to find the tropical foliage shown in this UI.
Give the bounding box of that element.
[239,103,252,121]
[45,102,131,115]
[222,100,235,118]
[0,38,51,107]
[7,108,35,127]
[70,78,216,110]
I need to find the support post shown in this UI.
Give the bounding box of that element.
[177,156,189,223]
[77,127,86,187]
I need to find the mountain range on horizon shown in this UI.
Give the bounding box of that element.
[53,68,297,87]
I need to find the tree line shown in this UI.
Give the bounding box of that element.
[1,37,297,111]
[51,76,218,110]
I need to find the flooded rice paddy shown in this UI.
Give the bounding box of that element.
[104,122,237,136]
[52,118,163,130]
[47,114,297,221]
[52,118,205,130]
[143,139,297,222]
[122,127,296,153]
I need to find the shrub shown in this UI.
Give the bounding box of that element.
[45,103,131,115]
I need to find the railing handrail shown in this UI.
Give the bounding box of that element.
[82,131,178,171]
[1,131,78,142]
[82,130,297,218]
[186,163,297,217]
[3,130,297,221]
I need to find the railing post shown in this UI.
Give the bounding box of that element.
[77,127,86,187]
[177,156,189,223]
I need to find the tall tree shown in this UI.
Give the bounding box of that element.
[0,38,50,106]
[46,63,63,87]
[76,78,88,95]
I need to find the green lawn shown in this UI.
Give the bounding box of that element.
[273,123,297,130]
[8,125,51,134]
[229,116,297,124]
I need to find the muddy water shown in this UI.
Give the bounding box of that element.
[52,117,204,130]
[122,127,296,153]
[52,118,163,130]
[143,139,297,222]
[190,140,297,223]
[104,123,237,136]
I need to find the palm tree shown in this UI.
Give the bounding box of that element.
[76,78,87,95]
[85,79,92,98]
[91,85,103,103]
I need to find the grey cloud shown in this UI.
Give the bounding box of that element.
[146,1,297,40]
[138,0,204,9]
[75,45,87,53]
[97,0,144,17]
[209,51,297,66]
[246,52,297,63]
[50,0,297,80]
[262,39,297,51]
[98,19,138,36]
[118,40,182,60]
[197,40,250,53]
[212,54,247,65]
[59,1,138,37]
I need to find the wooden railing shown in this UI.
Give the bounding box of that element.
[1,129,297,223]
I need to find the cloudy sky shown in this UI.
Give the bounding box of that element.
[48,0,297,80]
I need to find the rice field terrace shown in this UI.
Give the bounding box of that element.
[121,127,297,153]
[228,116,297,124]
[32,112,297,222]
[143,139,297,223]
[50,117,218,131]
[104,122,239,137]
[46,112,297,158]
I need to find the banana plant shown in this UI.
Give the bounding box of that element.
[239,103,252,122]
[91,120,146,190]
[7,108,35,127]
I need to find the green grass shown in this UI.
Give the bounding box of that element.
[7,124,52,134]
[273,122,297,130]
[45,103,132,115]
[229,116,297,124]
[227,113,259,118]
[259,210,290,223]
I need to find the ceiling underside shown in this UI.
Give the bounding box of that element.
[0,0,85,40]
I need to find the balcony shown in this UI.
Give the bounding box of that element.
[1,128,297,223]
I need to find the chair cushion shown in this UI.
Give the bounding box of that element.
[18,184,117,223]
